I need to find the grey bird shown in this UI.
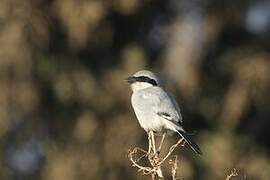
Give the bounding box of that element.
[126,70,202,155]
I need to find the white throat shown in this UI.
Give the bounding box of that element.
[131,82,153,92]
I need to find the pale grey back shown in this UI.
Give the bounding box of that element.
[131,86,182,131]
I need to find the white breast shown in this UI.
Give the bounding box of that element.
[131,91,165,132]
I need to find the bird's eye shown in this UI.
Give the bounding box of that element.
[136,76,158,86]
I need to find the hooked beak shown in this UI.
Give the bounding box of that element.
[125,76,136,84]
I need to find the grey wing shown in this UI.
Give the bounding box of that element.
[167,92,183,123]
[150,88,182,125]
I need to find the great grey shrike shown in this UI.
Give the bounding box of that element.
[126,70,202,155]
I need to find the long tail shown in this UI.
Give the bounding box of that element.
[176,130,202,155]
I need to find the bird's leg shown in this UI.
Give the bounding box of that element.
[157,133,166,154]
[150,131,156,154]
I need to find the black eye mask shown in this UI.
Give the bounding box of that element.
[126,76,158,86]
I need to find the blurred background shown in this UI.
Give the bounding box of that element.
[0,0,270,179]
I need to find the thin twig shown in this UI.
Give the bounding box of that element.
[158,133,166,153]
[157,138,184,166]
[225,168,238,180]
[128,130,185,179]
[128,148,153,175]
[150,131,157,154]
[169,155,184,180]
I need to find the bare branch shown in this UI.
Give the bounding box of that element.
[225,168,238,180]
[157,138,184,166]
[128,130,185,179]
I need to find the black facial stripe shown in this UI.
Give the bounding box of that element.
[134,76,158,86]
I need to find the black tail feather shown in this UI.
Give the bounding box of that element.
[176,130,202,155]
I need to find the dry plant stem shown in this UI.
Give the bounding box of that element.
[157,138,184,166]
[158,133,166,153]
[128,148,153,174]
[149,131,163,179]
[225,168,238,180]
[151,174,155,180]
[129,130,184,180]
[170,155,180,180]
[150,131,157,154]
[148,132,152,153]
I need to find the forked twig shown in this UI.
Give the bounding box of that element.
[225,168,238,180]
[129,131,242,180]
[128,148,154,175]
[128,130,185,179]
[157,138,184,166]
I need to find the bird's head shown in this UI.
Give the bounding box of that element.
[125,70,159,92]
